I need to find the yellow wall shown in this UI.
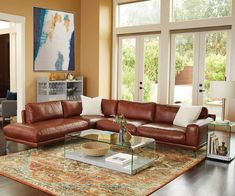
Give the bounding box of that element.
[99,0,112,98]
[0,0,112,103]
[80,0,112,98]
[0,0,80,103]
[80,0,99,97]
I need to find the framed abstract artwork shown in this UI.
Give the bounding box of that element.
[33,7,74,71]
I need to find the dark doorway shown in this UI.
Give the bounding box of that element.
[0,34,10,98]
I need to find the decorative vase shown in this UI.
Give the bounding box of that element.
[119,127,125,144]
[66,73,74,80]
[124,130,132,142]
[217,142,228,156]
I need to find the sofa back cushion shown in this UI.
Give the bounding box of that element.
[117,100,155,121]
[101,99,118,117]
[198,107,208,119]
[25,101,63,123]
[154,104,179,124]
[61,100,82,118]
[154,104,209,124]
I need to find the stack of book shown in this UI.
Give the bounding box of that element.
[208,132,219,154]
[105,153,137,165]
[98,131,117,142]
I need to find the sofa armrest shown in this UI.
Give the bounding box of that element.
[208,114,216,121]
[185,122,209,148]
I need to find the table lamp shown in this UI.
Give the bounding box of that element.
[209,81,235,121]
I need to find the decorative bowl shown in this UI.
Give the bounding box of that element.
[81,142,110,157]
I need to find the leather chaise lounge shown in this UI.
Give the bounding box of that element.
[3,99,215,151]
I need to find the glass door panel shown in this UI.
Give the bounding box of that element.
[142,36,159,102]
[170,30,229,120]
[201,31,228,120]
[173,33,195,105]
[118,34,159,102]
[119,38,137,101]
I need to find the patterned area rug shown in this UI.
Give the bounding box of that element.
[0,143,205,196]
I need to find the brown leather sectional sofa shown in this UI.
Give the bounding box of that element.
[3,99,214,151]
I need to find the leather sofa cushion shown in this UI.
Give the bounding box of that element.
[126,119,148,127]
[101,99,118,117]
[117,100,155,121]
[25,101,63,123]
[3,118,88,143]
[62,100,82,118]
[137,123,186,144]
[96,119,147,135]
[72,115,107,128]
[154,104,179,124]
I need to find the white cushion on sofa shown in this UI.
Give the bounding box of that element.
[81,95,103,116]
[173,106,202,127]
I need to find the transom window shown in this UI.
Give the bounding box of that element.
[172,0,232,22]
[117,0,160,27]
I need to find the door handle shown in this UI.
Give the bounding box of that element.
[174,101,182,104]
[199,89,205,92]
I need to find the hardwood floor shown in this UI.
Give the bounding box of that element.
[0,125,50,196]
[0,123,234,196]
[151,159,235,196]
[0,176,49,196]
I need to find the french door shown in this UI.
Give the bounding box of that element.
[118,34,160,102]
[170,30,231,119]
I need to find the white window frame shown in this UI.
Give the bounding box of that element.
[112,0,235,104]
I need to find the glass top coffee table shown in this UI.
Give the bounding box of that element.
[64,129,157,175]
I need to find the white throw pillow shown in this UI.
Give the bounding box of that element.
[173,106,202,127]
[80,95,103,116]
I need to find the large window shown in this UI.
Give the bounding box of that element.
[172,0,232,22]
[118,0,160,27]
[113,0,234,116]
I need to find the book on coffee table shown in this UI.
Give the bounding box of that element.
[105,153,137,165]
[98,131,117,141]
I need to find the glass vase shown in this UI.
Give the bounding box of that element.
[119,127,125,144]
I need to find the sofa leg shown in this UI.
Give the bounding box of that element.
[193,151,197,158]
